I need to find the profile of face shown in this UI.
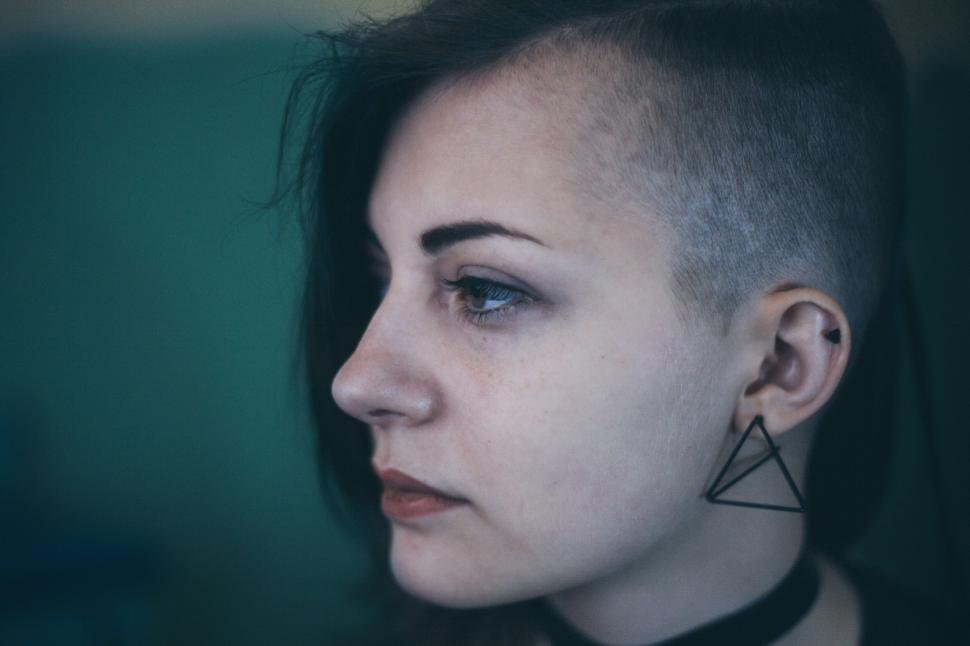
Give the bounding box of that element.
[330,69,760,608]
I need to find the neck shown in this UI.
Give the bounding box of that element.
[543,427,813,645]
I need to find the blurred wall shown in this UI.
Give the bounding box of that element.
[0,7,390,645]
[2,0,410,43]
[1,1,967,644]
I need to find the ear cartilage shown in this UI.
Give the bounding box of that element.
[824,328,841,344]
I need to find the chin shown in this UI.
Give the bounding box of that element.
[390,551,498,608]
[389,539,543,609]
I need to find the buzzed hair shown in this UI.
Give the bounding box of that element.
[509,13,903,341]
[282,0,905,349]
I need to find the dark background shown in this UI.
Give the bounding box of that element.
[1,1,967,643]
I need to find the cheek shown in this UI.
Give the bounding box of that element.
[454,321,716,577]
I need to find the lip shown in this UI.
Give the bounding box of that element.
[375,467,469,520]
[375,467,460,498]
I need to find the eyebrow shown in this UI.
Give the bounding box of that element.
[366,219,549,256]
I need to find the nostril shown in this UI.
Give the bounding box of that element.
[368,408,397,417]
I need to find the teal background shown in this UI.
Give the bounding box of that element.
[0,37,377,644]
[0,8,967,645]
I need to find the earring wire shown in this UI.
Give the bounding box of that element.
[705,415,807,513]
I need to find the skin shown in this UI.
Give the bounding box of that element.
[330,66,860,645]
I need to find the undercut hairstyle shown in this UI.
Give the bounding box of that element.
[271,1,907,643]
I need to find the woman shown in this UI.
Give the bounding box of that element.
[273,0,963,643]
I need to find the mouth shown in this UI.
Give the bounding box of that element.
[375,467,469,520]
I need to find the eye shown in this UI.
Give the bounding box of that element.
[441,275,533,328]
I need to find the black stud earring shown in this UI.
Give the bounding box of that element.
[705,415,806,513]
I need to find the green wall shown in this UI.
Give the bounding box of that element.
[1,36,376,644]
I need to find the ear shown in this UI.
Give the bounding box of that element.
[734,286,851,435]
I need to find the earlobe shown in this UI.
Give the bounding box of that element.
[734,288,851,435]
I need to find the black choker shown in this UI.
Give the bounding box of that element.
[533,554,820,646]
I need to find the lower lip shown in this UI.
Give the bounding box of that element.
[381,488,469,520]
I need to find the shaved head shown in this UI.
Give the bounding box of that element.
[456,22,902,341]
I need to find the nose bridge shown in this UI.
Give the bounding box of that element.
[330,293,440,428]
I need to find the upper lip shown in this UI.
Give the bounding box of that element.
[374,467,466,500]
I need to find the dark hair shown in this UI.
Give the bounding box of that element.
[271,1,907,643]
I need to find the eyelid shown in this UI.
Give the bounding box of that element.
[363,251,538,328]
[441,274,535,328]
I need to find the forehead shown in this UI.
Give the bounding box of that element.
[366,68,669,267]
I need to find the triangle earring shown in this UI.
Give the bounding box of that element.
[705,415,807,513]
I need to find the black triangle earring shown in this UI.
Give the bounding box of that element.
[705,415,807,513]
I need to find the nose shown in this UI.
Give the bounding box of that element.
[330,302,440,430]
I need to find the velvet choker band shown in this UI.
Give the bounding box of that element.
[533,553,820,646]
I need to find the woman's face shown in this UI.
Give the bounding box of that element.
[331,71,744,608]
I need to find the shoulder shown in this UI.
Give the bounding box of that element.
[838,558,966,646]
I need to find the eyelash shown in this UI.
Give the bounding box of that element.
[441,276,533,327]
[371,272,530,328]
